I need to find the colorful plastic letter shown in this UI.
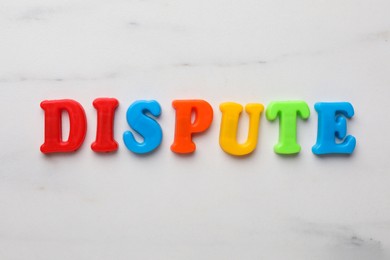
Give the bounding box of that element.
[219,102,264,156]
[171,100,213,154]
[266,101,310,154]
[312,102,356,155]
[123,100,162,154]
[40,99,87,153]
[91,98,119,153]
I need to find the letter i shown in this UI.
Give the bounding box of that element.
[91,98,119,152]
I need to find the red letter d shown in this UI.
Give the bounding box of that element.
[40,99,87,154]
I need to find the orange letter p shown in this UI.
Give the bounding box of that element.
[171,100,213,154]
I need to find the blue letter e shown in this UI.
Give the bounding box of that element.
[312,102,356,155]
[123,100,163,154]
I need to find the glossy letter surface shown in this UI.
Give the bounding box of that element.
[171,100,213,154]
[91,98,119,153]
[219,102,264,156]
[266,101,310,154]
[312,102,356,155]
[40,99,87,153]
[123,100,162,154]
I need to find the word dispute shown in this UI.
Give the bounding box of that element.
[40,98,356,156]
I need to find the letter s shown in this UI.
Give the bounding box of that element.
[123,100,163,154]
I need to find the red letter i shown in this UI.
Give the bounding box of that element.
[91,98,119,153]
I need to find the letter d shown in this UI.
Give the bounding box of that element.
[40,99,87,153]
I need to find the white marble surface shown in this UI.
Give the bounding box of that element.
[1,0,390,259]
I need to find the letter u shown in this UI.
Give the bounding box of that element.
[219,102,264,156]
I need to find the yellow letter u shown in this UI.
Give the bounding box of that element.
[219,102,264,156]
